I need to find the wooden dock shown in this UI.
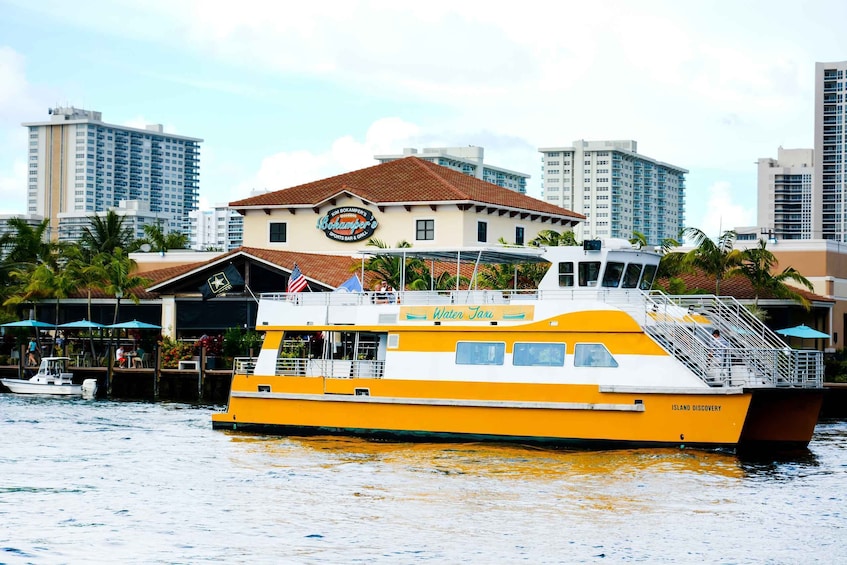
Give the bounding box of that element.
[0,363,235,404]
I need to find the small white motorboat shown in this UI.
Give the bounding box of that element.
[0,356,98,398]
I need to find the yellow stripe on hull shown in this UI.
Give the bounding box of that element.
[212,375,751,447]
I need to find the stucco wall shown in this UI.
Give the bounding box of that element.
[241,196,576,252]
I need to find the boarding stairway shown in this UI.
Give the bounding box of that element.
[633,291,823,388]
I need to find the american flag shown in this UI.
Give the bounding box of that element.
[287,264,308,293]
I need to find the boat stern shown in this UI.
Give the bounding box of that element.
[737,388,824,452]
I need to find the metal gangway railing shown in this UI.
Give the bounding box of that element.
[274,357,386,379]
[638,291,822,388]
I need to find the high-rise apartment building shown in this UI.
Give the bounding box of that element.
[539,140,687,245]
[188,204,243,251]
[756,147,814,240]
[374,146,529,193]
[22,107,202,241]
[815,61,847,241]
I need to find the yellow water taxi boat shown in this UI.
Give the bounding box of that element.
[212,240,823,452]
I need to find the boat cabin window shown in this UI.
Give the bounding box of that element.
[574,343,619,367]
[601,262,625,287]
[455,342,505,365]
[513,342,566,366]
[640,264,657,290]
[320,330,381,361]
[281,331,324,359]
[578,261,601,286]
[558,262,575,287]
[622,263,643,288]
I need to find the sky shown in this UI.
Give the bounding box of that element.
[0,0,844,239]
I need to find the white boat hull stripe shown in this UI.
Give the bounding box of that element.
[231,391,646,412]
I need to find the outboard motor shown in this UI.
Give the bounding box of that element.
[81,379,98,400]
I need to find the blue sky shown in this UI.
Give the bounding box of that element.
[0,0,844,238]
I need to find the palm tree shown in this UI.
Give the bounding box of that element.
[680,227,743,295]
[79,211,136,260]
[530,229,579,247]
[629,231,648,249]
[364,239,430,290]
[98,249,152,362]
[65,248,110,357]
[478,238,543,289]
[0,219,68,326]
[733,239,815,309]
[100,249,152,324]
[0,217,56,269]
[139,222,189,253]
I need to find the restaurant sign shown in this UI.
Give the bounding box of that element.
[316,206,379,242]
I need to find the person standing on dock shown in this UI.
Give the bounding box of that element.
[27,337,39,366]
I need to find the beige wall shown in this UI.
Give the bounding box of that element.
[770,246,845,350]
[773,249,840,278]
[241,196,577,253]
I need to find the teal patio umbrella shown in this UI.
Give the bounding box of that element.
[106,320,161,330]
[776,325,830,339]
[59,319,105,329]
[1,320,55,328]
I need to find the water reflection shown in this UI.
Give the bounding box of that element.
[225,432,748,480]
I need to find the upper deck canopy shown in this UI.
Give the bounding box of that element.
[355,246,549,265]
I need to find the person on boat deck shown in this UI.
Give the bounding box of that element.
[116,346,127,368]
[375,281,389,303]
[711,329,730,370]
[27,338,39,366]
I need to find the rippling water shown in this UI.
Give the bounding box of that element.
[2,395,846,564]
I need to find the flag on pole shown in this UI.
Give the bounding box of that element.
[199,264,244,300]
[287,264,308,293]
[334,274,363,293]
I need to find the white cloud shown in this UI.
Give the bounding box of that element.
[695,181,756,238]
[231,118,423,200]
[0,159,27,215]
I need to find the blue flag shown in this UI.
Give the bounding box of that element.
[335,274,363,293]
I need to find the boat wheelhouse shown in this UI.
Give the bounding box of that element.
[212,239,823,452]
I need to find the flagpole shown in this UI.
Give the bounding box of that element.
[244,284,259,304]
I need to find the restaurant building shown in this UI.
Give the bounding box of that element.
[41,157,583,338]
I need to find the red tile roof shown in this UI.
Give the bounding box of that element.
[144,247,368,293]
[659,272,833,303]
[230,156,584,220]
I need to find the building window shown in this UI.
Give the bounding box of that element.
[416,219,434,241]
[269,222,287,243]
[477,221,488,243]
[515,226,525,245]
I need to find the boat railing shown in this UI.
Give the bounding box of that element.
[273,357,385,379]
[232,357,257,375]
[641,291,823,388]
[260,288,652,308]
